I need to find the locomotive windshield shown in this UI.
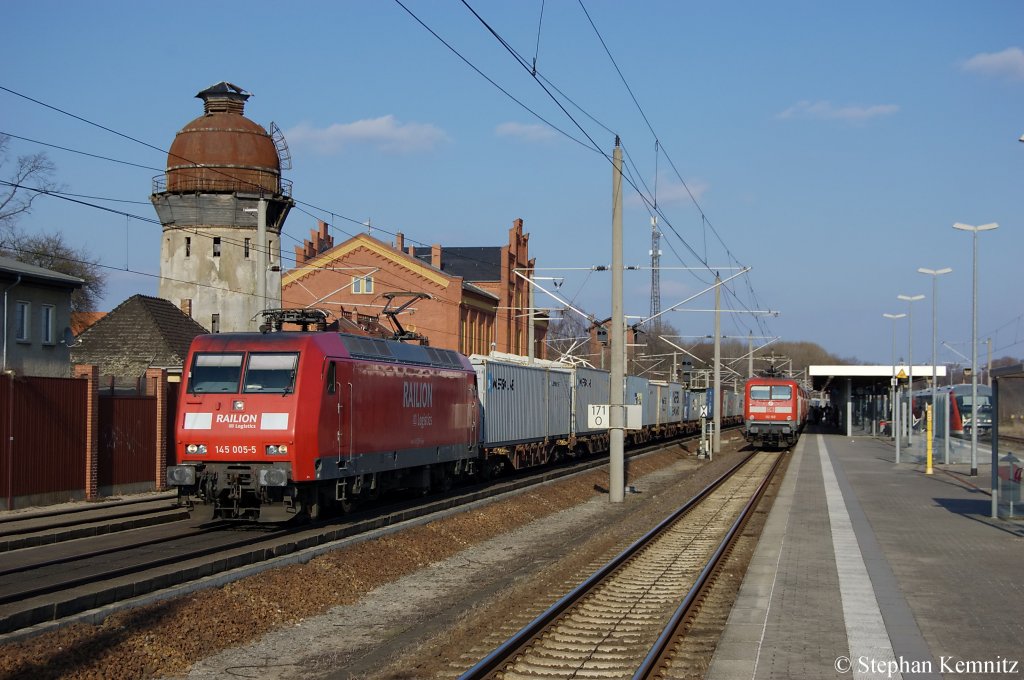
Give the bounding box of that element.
[244,353,299,394]
[750,385,792,400]
[188,353,244,393]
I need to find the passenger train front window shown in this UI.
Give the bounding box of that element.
[750,385,792,400]
[244,353,299,394]
[188,353,244,393]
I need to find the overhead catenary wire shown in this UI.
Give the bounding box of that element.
[3,2,769,332]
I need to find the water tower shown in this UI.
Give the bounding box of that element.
[151,82,294,332]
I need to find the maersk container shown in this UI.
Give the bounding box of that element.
[625,375,654,426]
[649,380,682,427]
[666,382,685,425]
[571,366,610,436]
[470,355,572,446]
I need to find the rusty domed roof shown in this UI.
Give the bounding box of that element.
[164,82,281,195]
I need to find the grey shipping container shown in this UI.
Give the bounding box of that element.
[571,366,610,435]
[471,355,572,446]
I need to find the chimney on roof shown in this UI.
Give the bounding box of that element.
[431,244,442,269]
[395,232,404,252]
[294,220,334,266]
[196,82,251,116]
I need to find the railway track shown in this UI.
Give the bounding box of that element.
[0,435,716,641]
[459,449,783,680]
[0,494,186,552]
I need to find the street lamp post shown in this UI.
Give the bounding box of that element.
[953,222,998,477]
[883,313,906,460]
[918,267,952,462]
[897,294,925,445]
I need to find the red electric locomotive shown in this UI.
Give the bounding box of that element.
[166,310,479,521]
[742,376,809,449]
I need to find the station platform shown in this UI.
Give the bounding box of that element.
[708,430,1024,680]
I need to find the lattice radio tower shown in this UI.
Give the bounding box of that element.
[648,216,661,330]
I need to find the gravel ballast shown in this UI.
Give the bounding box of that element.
[0,439,752,680]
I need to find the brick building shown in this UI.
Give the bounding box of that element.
[281,218,547,357]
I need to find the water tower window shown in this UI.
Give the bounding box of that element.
[244,238,251,258]
[213,237,221,257]
[211,313,220,334]
[185,237,191,258]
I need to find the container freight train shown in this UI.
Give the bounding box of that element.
[166,318,744,521]
[742,376,809,449]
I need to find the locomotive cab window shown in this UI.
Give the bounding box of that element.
[750,385,792,400]
[188,353,244,393]
[244,353,299,394]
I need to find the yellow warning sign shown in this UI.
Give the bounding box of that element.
[896,369,908,380]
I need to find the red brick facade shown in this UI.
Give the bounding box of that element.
[74,364,99,500]
[145,368,168,491]
[281,219,546,357]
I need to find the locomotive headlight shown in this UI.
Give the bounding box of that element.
[166,465,196,486]
[185,444,207,455]
[266,444,289,456]
[259,467,288,487]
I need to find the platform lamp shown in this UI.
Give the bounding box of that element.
[918,267,952,462]
[883,313,906,453]
[953,222,998,477]
[897,294,925,446]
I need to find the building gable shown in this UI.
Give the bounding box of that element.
[283,234,453,290]
[72,294,209,379]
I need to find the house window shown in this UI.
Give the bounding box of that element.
[211,313,220,334]
[185,236,191,258]
[15,301,29,341]
[213,237,221,257]
[352,275,373,294]
[41,305,55,345]
[244,238,251,258]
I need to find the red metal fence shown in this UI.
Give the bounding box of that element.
[0,374,88,507]
[98,395,157,490]
[0,367,174,509]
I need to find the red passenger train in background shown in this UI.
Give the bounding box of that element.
[742,376,809,449]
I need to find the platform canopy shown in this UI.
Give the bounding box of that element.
[808,365,947,392]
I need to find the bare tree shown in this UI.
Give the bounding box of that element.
[0,135,106,311]
[545,307,599,365]
[0,134,59,235]
[2,231,106,312]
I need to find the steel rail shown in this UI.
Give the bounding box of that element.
[1,431,728,637]
[0,521,233,579]
[633,451,785,678]
[458,450,757,680]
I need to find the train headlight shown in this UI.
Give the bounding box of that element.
[166,465,196,486]
[259,467,288,487]
[185,444,207,455]
[266,444,289,456]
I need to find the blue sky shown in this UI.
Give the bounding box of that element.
[2,1,1022,365]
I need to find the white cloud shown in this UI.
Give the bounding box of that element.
[286,115,449,154]
[657,178,708,204]
[776,100,900,123]
[962,47,1024,80]
[627,175,708,207]
[495,121,557,142]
